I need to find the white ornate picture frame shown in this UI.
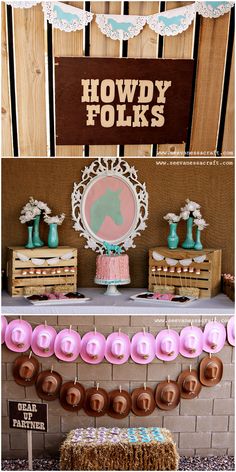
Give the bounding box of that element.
[71,158,148,254]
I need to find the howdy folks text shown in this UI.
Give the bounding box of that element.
[81,79,172,128]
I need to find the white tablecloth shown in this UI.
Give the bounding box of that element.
[2,289,234,315]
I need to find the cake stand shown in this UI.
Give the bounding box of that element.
[94,278,130,296]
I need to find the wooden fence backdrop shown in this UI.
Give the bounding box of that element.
[1,1,235,157]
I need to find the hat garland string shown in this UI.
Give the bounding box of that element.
[2,316,234,363]
[11,352,224,416]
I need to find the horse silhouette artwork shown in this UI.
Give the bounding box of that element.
[54,4,82,23]
[205,1,225,8]
[90,188,123,234]
[107,18,134,33]
[157,15,185,27]
[103,241,122,255]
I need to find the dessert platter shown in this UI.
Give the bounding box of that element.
[25,292,90,306]
[130,292,197,306]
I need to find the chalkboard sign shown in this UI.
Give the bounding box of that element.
[9,401,48,432]
[55,57,194,146]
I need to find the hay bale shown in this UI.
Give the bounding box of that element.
[60,427,179,471]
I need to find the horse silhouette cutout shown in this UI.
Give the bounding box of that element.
[158,15,185,27]
[108,18,134,32]
[54,5,81,23]
[205,1,225,7]
[103,241,122,255]
[90,188,123,234]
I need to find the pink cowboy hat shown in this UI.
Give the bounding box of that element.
[203,321,226,353]
[5,319,32,353]
[105,331,130,364]
[227,317,235,347]
[1,316,8,344]
[156,329,180,361]
[131,332,155,364]
[31,324,57,357]
[80,331,106,364]
[179,326,203,358]
[54,328,81,362]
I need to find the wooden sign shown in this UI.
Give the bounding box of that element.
[55,57,194,146]
[9,401,48,432]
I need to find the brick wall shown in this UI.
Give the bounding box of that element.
[2,315,234,458]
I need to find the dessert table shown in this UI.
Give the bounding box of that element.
[2,289,234,315]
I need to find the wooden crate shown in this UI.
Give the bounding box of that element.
[7,246,77,297]
[148,247,222,298]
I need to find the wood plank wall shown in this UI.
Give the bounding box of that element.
[13,3,48,156]
[158,1,194,157]
[1,1,234,157]
[89,1,121,158]
[53,1,84,157]
[1,3,13,156]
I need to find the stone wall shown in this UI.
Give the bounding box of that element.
[2,315,234,458]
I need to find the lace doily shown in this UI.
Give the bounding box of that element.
[147,4,196,36]
[5,1,41,7]
[96,14,146,40]
[195,1,234,18]
[42,1,93,32]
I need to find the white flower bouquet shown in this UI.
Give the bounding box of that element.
[163,213,181,224]
[31,197,51,214]
[180,199,201,220]
[19,207,40,224]
[44,213,65,225]
[163,198,209,251]
[194,218,209,231]
[20,196,51,225]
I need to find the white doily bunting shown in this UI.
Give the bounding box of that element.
[193,255,207,263]
[152,251,165,262]
[96,14,146,40]
[5,1,41,7]
[42,1,93,32]
[195,1,234,18]
[180,258,193,267]
[16,252,73,266]
[152,253,207,265]
[147,4,196,36]
[165,258,178,266]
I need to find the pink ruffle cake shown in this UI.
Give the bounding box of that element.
[95,254,130,285]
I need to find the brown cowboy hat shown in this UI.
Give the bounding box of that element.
[13,354,39,386]
[60,381,85,412]
[131,387,155,416]
[155,380,180,410]
[199,356,223,387]
[36,370,62,401]
[84,387,109,417]
[178,369,202,399]
[108,389,131,419]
